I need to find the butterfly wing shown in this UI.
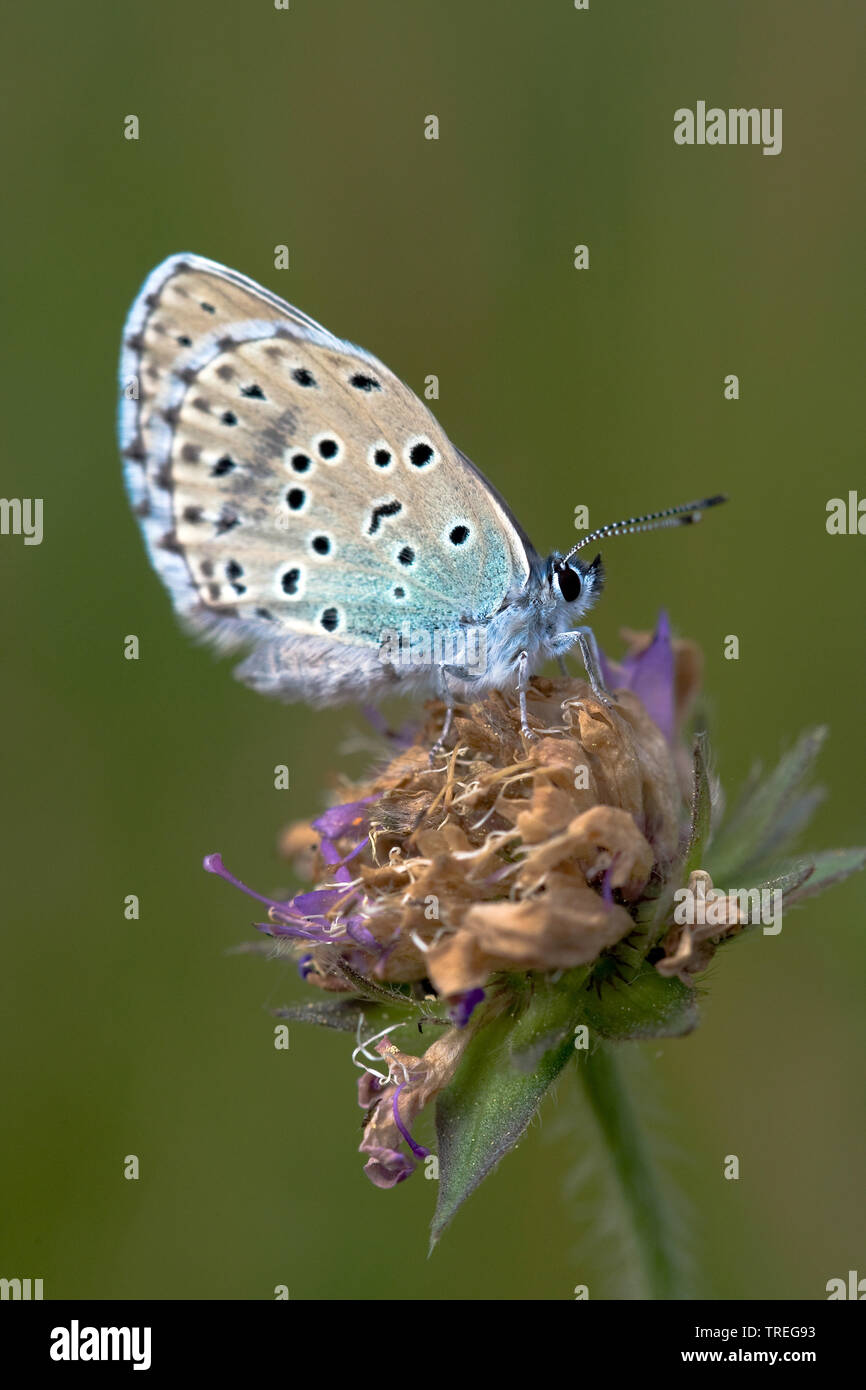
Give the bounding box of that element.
[119,254,536,701]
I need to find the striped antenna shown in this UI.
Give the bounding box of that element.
[563,494,727,564]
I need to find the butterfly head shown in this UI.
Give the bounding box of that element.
[544,550,604,619]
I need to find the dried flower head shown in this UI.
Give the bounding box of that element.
[205,615,864,1233]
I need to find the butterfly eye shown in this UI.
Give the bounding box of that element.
[555,563,582,603]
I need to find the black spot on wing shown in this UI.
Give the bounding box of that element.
[368,500,403,535]
[215,508,240,534]
[226,559,246,595]
[410,442,434,467]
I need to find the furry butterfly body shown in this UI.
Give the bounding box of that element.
[119,255,722,730]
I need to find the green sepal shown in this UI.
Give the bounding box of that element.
[706,727,827,884]
[583,958,700,1039]
[431,971,586,1248]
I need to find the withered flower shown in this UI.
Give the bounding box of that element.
[205,614,864,1265]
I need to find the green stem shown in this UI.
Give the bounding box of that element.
[579,1042,683,1300]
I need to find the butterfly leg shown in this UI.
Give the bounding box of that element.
[555,627,616,706]
[428,667,456,763]
[516,649,536,741]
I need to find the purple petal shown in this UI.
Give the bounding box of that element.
[625,611,674,740]
[392,1083,431,1159]
[311,797,375,840]
[203,853,293,912]
[361,706,417,749]
[292,886,356,916]
[362,1147,416,1189]
[319,836,367,870]
[597,612,675,741]
[361,705,391,737]
[598,650,625,692]
[449,987,485,1028]
[345,916,381,950]
[601,861,616,906]
[357,1072,384,1108]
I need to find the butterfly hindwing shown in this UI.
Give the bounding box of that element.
[120,254,535,697]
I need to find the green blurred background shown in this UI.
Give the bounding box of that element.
[2,0,864,1300]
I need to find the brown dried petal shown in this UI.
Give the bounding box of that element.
[427,873,634,994]
[359,1027,473,1157]
[656,869,746,984]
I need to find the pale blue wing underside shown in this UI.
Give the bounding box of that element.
[119,254,537,701]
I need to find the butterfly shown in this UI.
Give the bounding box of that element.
[119,254,724,745]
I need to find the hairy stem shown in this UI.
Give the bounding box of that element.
[579,1042,683,1299]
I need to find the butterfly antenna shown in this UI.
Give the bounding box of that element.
[563,494,727,564]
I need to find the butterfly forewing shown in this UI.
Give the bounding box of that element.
[120,255,533,686]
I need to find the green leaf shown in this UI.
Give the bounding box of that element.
[712,849,865,955]
[683,733,713,880]
[707,727,827,883]
[431,958,699,1246]
[704,863,815,951]
[431,971,586,1248]
[333,959,425,1006]
[271,998,397,1032]
[638,734,714,955]
[769,847,866,905]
